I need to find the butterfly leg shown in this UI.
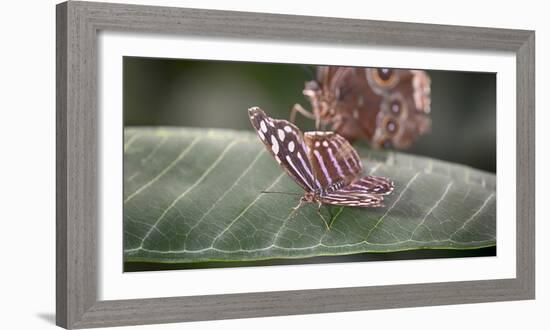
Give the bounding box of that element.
[292,198,305,211]
[286,198,305,222]
[290,103,316,124]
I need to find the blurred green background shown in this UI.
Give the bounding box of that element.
[123,56,496,173]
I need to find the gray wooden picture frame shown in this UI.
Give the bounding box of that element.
[56,1,535,328]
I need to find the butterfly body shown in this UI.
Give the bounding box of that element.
[293,66,431,149]
[248,107,394,220]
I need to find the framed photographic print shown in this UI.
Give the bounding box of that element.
[56,1,535,328]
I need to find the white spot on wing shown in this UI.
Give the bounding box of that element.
[258,130,265,141]
[260,120,267,133]
[288,141,295,152]
[322,141,329,147]
[284,126,292,133]
[277,129,285,141]
[315,141,321,147]
[271,135,279,154]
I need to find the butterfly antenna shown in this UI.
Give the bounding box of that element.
[260,191,301,196]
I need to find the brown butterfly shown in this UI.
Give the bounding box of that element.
[290,66,431,149]
[249,107,393,229]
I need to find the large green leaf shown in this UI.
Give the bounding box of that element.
[123,127,496,263]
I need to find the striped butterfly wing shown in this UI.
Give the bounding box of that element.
[322,175,394,207]
[319,192,384,207]
[339,176,394,196]
[320,175,395,207]
[248,107,320,193]
[303,131,362,191]
[304,131,394,207]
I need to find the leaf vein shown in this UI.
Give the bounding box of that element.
[124,136,201,204]
[136,139,239,250]
[211,173,286,248]
[364,172,421,243]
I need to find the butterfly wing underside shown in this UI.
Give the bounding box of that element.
[320,175,395,207]
[366,68,432,149]
[317,67,380,140]
[248,107,320,193]
[303,131,394,207]
[305,66,432,149]
[303,131,362,191]
[250,107,394,208]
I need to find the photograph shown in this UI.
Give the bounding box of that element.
[122,57,497,272]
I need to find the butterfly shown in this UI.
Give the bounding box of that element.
[291,66,431,149]
[249,107,394,229]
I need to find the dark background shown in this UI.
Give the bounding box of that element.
[123,56,496,173]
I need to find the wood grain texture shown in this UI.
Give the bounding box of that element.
[57,1,99,327]
[515,32,536,298]
[72,1,532,51]
[56,3,68,328]
[75,279,526,328]
[56,1,536,328]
